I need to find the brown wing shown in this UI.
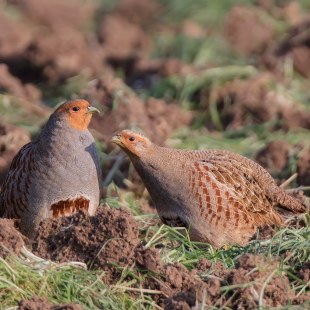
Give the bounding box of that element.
[0,142,34,219]
[210,150,306,213]
[189,152,283,228]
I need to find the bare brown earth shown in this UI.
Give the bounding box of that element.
[255,140,291,172]
[255,140,310,186]
[18,295,83,310]
[0,64,41,102]
[142,253,308,309]
[208,74,310,131]
[32,205,139,271]
[297,147,310,186]
[0,218,24,258]
[84,76,192,145]
[224,6,275,55]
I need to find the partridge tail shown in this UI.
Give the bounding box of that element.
[276,188,308,213]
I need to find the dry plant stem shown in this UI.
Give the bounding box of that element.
[20,246,88,270]
[280,173,297,188]
[285,186,310,193]
[103,153,125,187]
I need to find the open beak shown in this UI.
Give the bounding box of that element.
[111,134,121,145]
[87,106,100,114]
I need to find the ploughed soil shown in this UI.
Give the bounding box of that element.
[159,254,309,309]
[32,205,139,280]
[18,295,82,310]
[0,206,297,309]
[17,295,83,310]
[0,218,24,258]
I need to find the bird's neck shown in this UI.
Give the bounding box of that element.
[130,145,191,217]
[130,145,184,193]
[130,145,171,171]
[36,115,93,153]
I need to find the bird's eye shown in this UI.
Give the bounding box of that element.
[129,136,135,141]
[72,106,80,112]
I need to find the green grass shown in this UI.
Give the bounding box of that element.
[0,95,47,136]
[158,0,257,27]
[0,257,141,309]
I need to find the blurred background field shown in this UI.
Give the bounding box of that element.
[0,0,309,309]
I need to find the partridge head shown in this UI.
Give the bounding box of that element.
[112,130,306,248]
[0,99,102,238]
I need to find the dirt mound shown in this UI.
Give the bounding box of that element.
[32,206,139,270]
[299,262,310,283]
[135,246,163,273]
[297,147,310,186]
[0,10,32,59]
[18,295,83,310]
[255,140,291,172]
[0,218,24,258]
[85,76,192,145]
[224,6,275,55]
[98,0,160,65]
[99,14,151,65]
[12,0,96,31]
[0,0,105,86]
[141,253,309,309]
[144,261,221,308]
[0,64,41,102]
[255,141,310,186]
[116,0,161,26]
[209,75,310,130]
[276,18,310,78]
[0,0,159,89]
[225,254,294,308]
[196,257,227,278]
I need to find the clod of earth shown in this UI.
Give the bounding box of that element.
[0,218,24,258]
[17,295,83,310]
[146,254,309,309]
[32,206,139,271]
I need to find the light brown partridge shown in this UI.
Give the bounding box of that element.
[0,99,102,238]
[112,130,306,248]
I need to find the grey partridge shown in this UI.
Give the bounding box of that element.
[112,130,306,248]
[0,99,102,238]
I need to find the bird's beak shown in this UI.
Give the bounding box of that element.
[111,134,121,145]
[87,106,100,114]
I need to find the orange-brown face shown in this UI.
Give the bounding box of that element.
[55,99,100,131]
[111,130,151,157]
